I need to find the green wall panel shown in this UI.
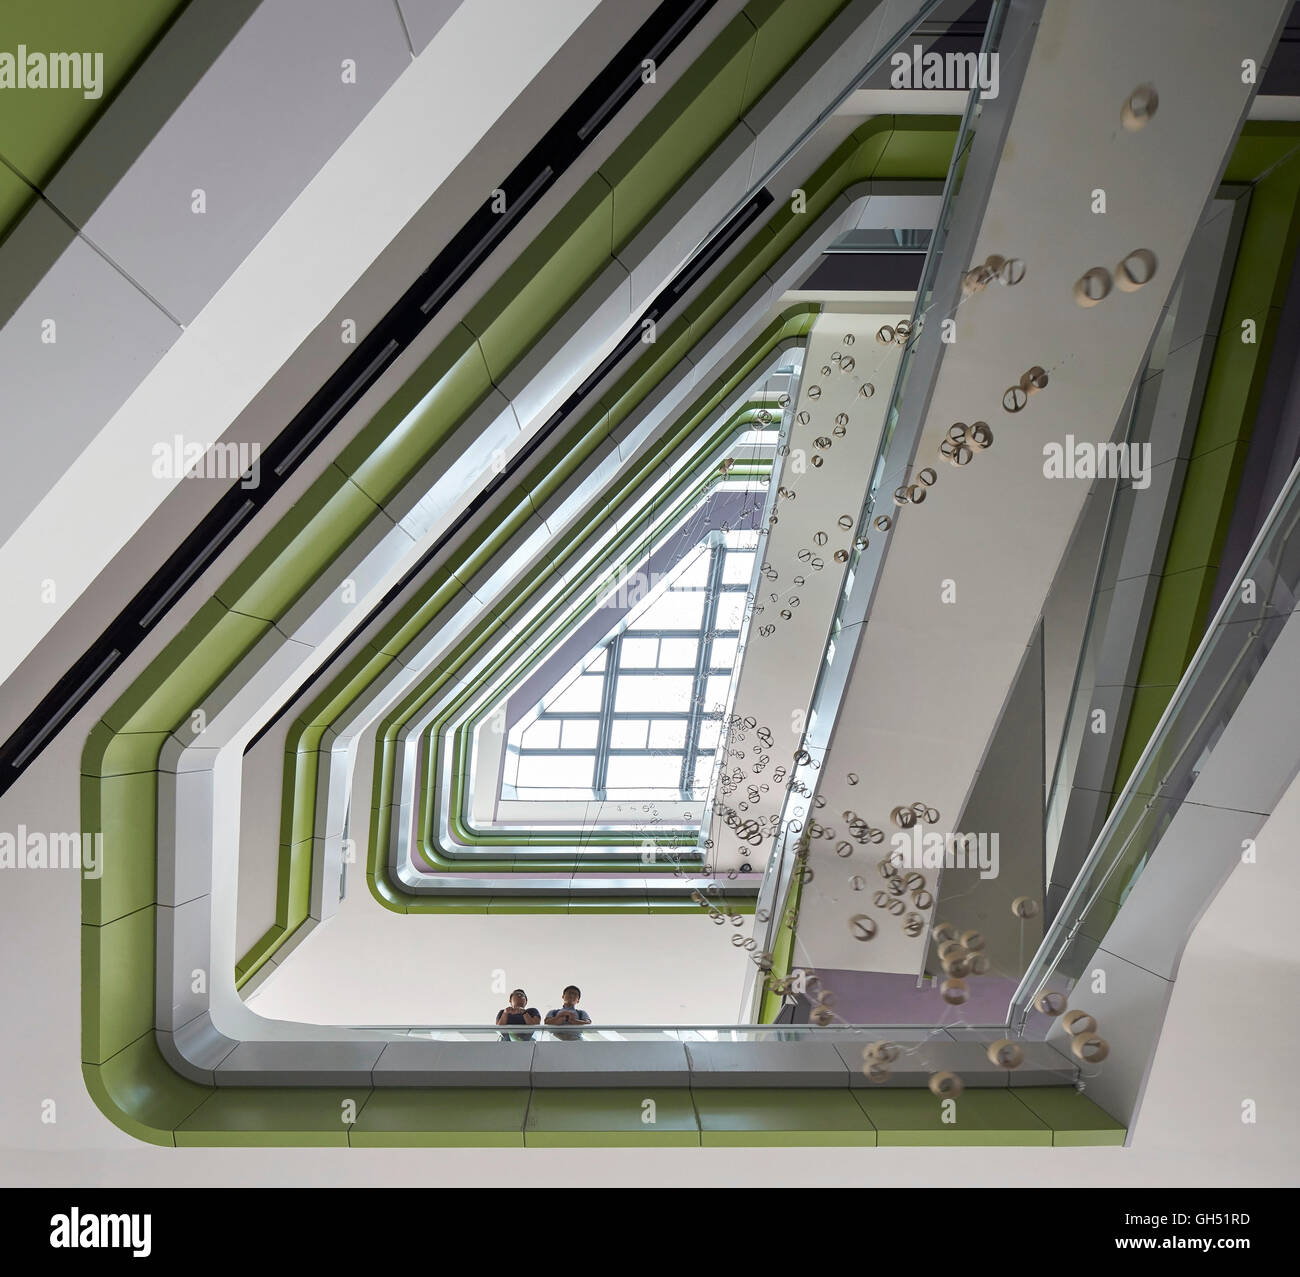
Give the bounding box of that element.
[466,175,615,380]
[1159,441,1239,576]
[0,0,185,201]
[235,922,285,987]
[739,0,853,115]
[377,568,461,658]
[0,159,35,247]
[81,769,158,925]
[277,837,315,930]
[1110,128,1300,795]
[83,1036,211,1149]
[695,1087,878,1146]
[214,465,383,624]
[877,115,961,177]
[336,325,496,508]
[81,721,171,779]
[101,599,269,734]
[82,906,155,1066]
[349,1088,531,1147]
[601,18,756,252]
[852,1088,1052,1146]
[174,1088,367,1147]
[281,746,320,848]
[1009,1087,1126,1146]
[523,1088,700,1147]
[1222,121,1299,183]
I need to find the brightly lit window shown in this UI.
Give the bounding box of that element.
[502,530,757,801]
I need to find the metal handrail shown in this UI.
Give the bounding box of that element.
[344,1021,1010,1036]
[742,0,1014,1017]
[1011,452,1300,1030]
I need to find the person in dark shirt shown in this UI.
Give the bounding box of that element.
[544,985,592,1038]
[495,989,540,1032]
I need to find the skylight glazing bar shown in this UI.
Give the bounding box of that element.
[592,632,623,798]
[679,542,730,796]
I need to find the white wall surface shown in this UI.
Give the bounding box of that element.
[247,909,751,1027]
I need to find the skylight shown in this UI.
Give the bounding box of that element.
[503,529,758,802]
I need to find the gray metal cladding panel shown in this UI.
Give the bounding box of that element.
[686,1040,853,1087]
[213,1039,386,1085]
[373,1038,535,1085]
[529,1040,691,1086]
[395,0,466,54]
[0,209,179,546]
[46,0,412,324]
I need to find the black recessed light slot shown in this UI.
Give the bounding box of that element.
[662,192,770,305]
[273,340,401,479]
[419,166,554,317]
[10,647,123,770]
[0,0,717,794]
[135,499,258,631]
[577,0,712,141]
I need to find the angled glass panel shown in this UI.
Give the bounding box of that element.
[501,529,757,802]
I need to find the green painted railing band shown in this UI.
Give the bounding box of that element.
[1109,124,1300,808]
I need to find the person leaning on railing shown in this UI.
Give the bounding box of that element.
[544,985,592,1036]
[496,989,541,1029]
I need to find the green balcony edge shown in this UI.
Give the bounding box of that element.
[234,42,943,963]
[1109,122,1300,803]
[74,4,1280,1157]
[363,317,815,917]
[421,420,777,854]
[81,1050,1125,1147]
[283,117,961,946]
[82,2,883,979]
[79,9,964,1141]
[0,0,188,245]
[415,433,777,853]
[240,445,779,985]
